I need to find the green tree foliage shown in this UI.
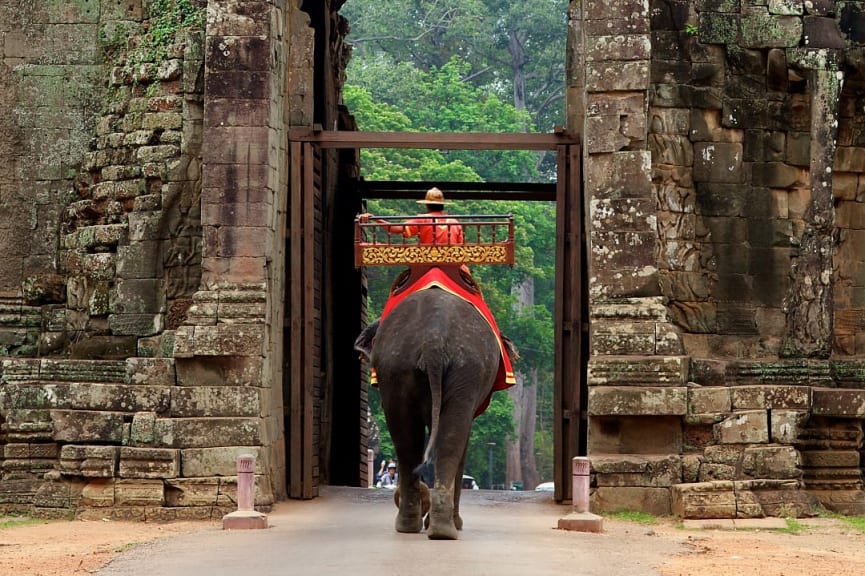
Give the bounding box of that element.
[367,387,394,462]
[342,0,563,488]
[345,60,540,183]
[533,429,555,483]
[343,85,481,182]
[341,0,568,133]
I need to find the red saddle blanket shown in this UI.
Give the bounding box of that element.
[372,267,516,417]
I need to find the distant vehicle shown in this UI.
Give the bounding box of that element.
[534,481,555,492]
[461,475,480,490]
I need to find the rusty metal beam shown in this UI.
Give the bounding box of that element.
[288,129,576,150]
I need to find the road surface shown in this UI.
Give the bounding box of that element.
[95,486,682,576]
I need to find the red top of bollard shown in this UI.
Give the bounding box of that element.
[237,454,256,473]
[572,457,590,476]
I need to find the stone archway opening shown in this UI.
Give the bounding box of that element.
[284,129,586,501]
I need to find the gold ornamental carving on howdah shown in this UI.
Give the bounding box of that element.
[361,244,509,266]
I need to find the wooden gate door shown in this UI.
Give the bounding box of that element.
[554,143,585,502]
[287,141,323,499]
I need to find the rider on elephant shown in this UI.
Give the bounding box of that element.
[358,186,464,245]
[358,187,472,278]
[357,187,516,414]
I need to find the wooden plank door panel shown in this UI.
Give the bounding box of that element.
[554,144,585,503]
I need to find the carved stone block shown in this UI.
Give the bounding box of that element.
[170,386,260,417]
[175,356,262,387]
[688,386,731,414]
[714,410,769,444]
[592,486,671,515]
[698,463,737,481]
[588,386,688,415]
[108,313,164,336]
[125,357,176,386]
[585,150,653,199]
[128,411,156,446]
[693,142,744,183]
[740,12,802,48]
[731,385,811,410]
[591,454,682,487]
[80,479,116,507]
[588,356,688,386]
[52,410,124,444]
[115,479,164,506]
[59,445,119,477]
[742,446,801,479]
[812,388,865,417]
[119,447,180,479]
[671,481,737,518]
[589,415,683,453]
[591,320,656,355]
[181,447,262,477]
[799,450,860,469]
[771,410,808,443]
[34,478,86,509]
[164,477,222,507]
[152,417,261,449]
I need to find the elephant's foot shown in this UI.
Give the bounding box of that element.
[454,512,463,531]
[395,512,423,533]
[393,484,425,533]
[393,482,430,533]
[427,487,458,540]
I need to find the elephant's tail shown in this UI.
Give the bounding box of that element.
[420,362,444,471]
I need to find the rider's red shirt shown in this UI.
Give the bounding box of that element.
[399,211,464,245]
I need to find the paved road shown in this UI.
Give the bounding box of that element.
[96,486,683,576]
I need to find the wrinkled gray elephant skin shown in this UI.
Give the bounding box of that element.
[355,287,507,540]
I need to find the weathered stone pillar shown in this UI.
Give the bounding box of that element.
[569,0,688,517]
[172,0,295,504]
[781,49,844,358]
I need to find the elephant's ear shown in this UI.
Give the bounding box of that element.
[354,318,380,362]
[502,334,520,362]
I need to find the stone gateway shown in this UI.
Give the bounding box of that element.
[1,0,865,521]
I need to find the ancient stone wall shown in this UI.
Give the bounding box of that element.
[574,0,865,517]
[0,0,360,519]
[0,0,107,356]
[0,0,290,519]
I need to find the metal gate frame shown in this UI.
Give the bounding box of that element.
[287,129,584,500]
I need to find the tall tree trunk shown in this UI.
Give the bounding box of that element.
[506,376,523,489]
[506,276,540,489]
[520,366,540,489]
[508,29,528,130]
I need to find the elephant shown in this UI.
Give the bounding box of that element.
[355,286,517,540]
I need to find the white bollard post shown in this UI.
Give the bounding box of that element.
[236,454,256,512]
[222,453,268,530]
[557,456,602,532]
[572,456,590,513]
